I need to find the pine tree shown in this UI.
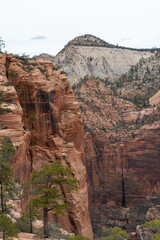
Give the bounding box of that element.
[30,160,79,238]
[0,213,20,239]
[0,136,19,240]
[24,201,40,233]
[15,202,40,234]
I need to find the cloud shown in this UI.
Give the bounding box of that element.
[120,37,131,41]
[31,35,47,40]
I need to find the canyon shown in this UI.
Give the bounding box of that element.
[0,34,160,239]
[54,35,160,235]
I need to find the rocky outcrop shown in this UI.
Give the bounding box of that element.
[54,35,153,85]
[146,205,160,222]
[130,206,160,240]
[0,54,93,239]
[74,78,160,234]
[34,53,55,62]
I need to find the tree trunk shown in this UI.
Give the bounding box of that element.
[30,219,33,234]
[0,174,4,213]
[43,208,49,238]
[2,231,5,240]
[29,209,33,233]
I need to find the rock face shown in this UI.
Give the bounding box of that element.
[131,206,160,240]
[0,54,93,239]
[35,36,160,236]
[74,76,160,234]
[146,205,160,222]
[111,52,160,101]
[54,34,153,85]
[34,53,55,62]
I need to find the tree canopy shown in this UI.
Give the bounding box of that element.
[0,136,20,239]
[30,160,79,238]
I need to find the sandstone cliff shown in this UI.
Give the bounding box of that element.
[54,35,153,85]
[0,53,93,239]
[36,36,160,236]
[74,76,160,234]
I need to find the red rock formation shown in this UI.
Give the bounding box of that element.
[75,79,160,233]
[0,54,93,239]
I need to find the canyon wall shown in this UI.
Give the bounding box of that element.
[74,78,160,233]
[0,53,93,239]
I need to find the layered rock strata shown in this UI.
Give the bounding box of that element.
[74,78,160,234]
[0,54,93,239]
[54,35,153,85]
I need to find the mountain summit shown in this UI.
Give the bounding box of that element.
[54,35,153,85]
[65,34,115,48]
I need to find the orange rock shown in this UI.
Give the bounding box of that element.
[0,54,93,239]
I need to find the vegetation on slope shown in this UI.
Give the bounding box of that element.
[111,52,160,107]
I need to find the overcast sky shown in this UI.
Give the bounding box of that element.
[1,0,160,57]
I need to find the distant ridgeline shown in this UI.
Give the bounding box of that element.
[60,34,160,53]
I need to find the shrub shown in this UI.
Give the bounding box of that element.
[143,219,160,231]
[60,70,66,75]
[28,115,37,122]
[0,90,4,103]
[48,224,66,239]
[2,126,8,130]
[3,81,12,86]
[66,235,90,240]
[102,226,128,240]
[15,214,31,233]
[5,108,12,113]
[53,66,58,71]
[153,233,160,240]
[9,69,18,81]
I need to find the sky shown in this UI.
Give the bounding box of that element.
[0,0,160,57]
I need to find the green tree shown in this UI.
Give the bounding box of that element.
[15,202,40,233]
[24,201,40,233]
[102,226,128,240]
[0,137,17,213]
[0,213,20,239]
[28,115,37,129]
[0,136,19,240]
[30,160,79,238]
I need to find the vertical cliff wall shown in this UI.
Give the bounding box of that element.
[0,53,93,239]
[74,79,160,233]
